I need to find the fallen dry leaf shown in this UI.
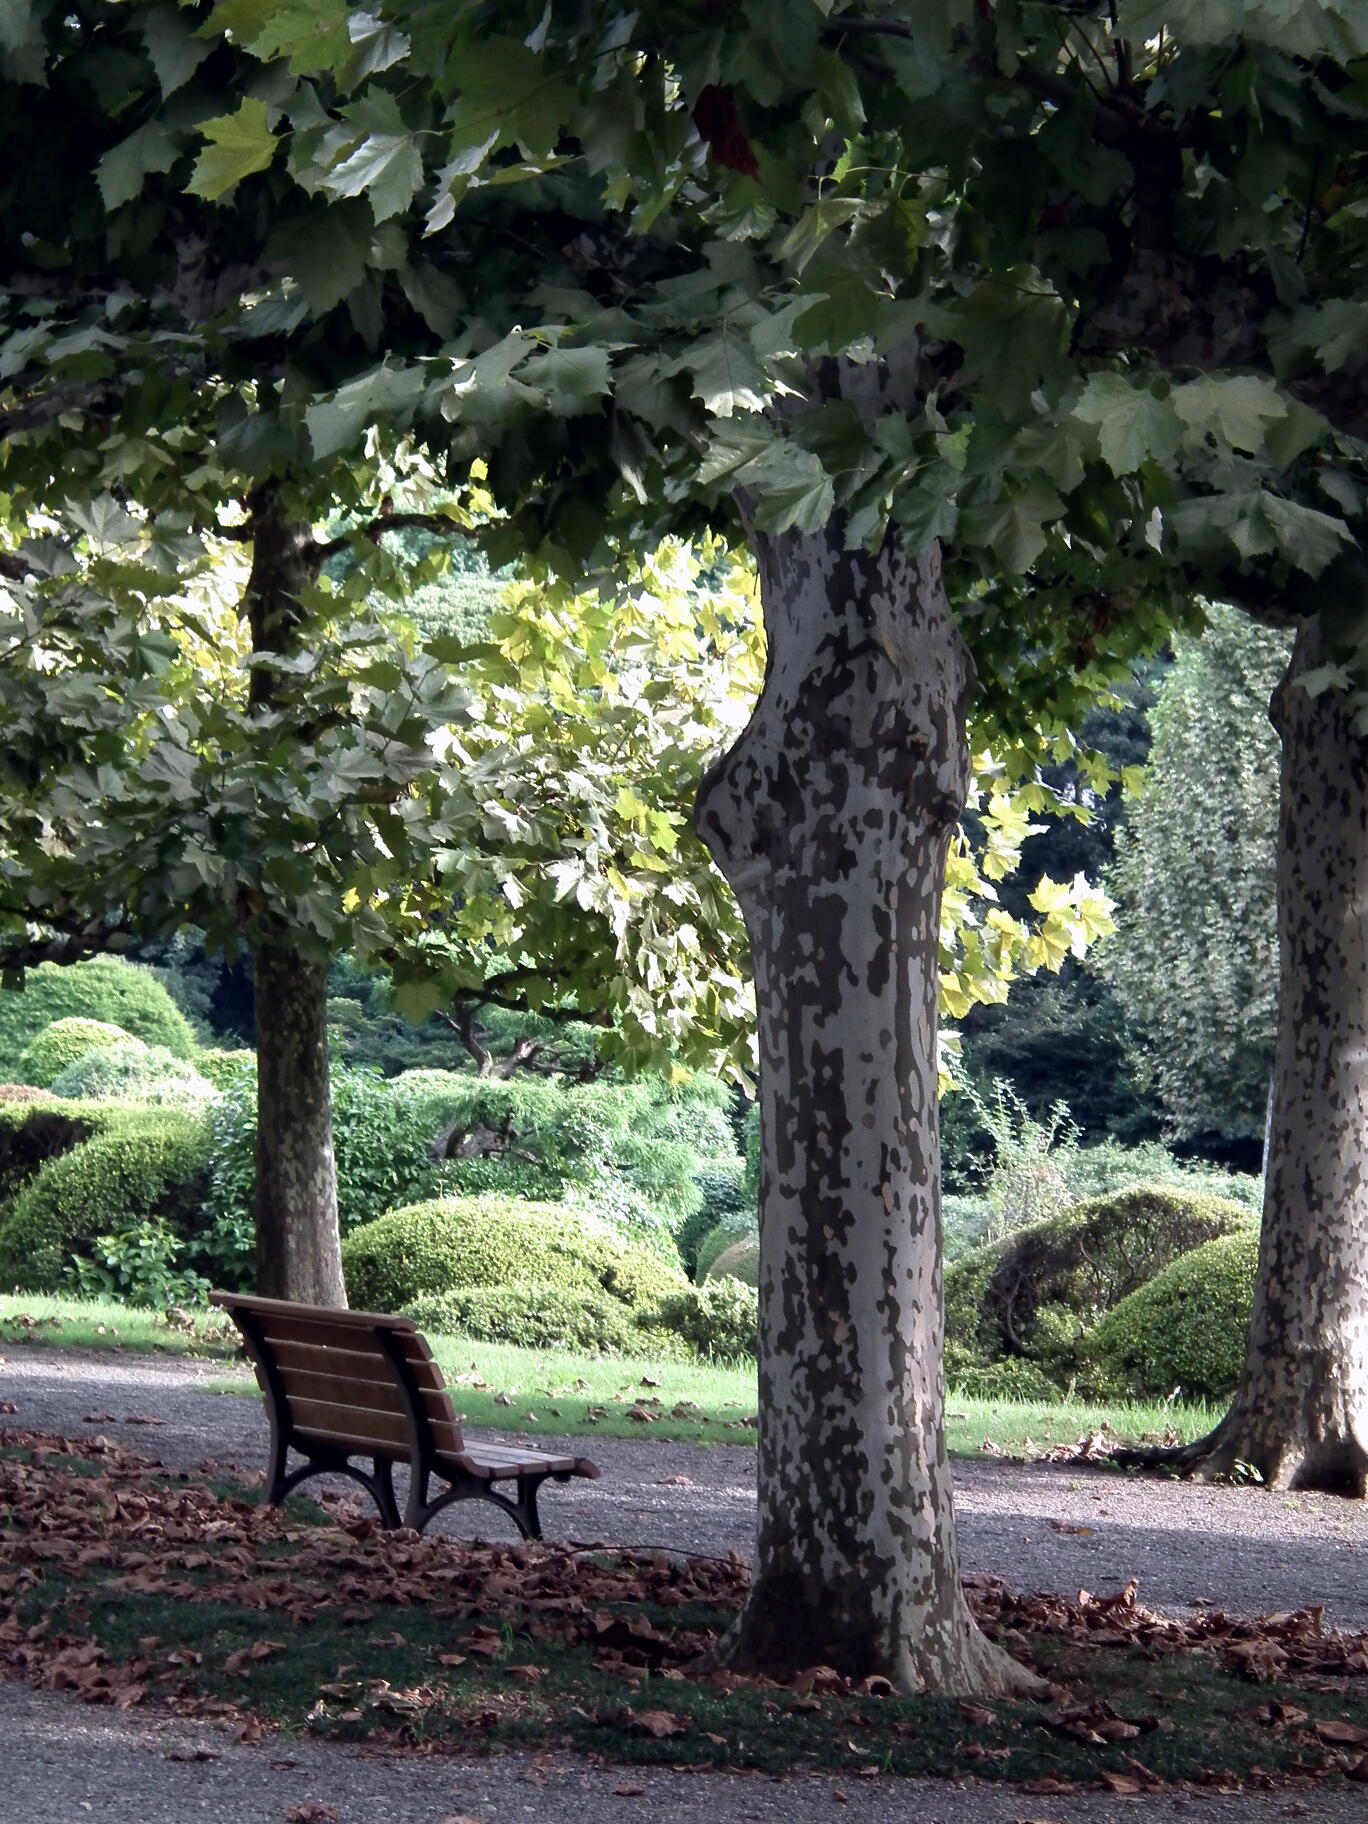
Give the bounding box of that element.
[612,1783,646,1797]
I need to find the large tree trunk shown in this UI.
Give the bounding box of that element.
[252,940,345,1305]
[696,522,1040,1697]
[1159,613,1368,1493]
[244,483,346,1307]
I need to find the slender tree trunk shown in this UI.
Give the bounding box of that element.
[252,940,345,1305]
[243,482,346,1307]
[1160,614,1368,1492]
[696,522,1040,1697]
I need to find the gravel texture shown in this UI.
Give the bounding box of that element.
[6,1676,1368,1824]
[5,1343,1368,1822]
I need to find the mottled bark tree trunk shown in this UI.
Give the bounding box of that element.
[244,483,346,1307]
[696,522,1039,1696]
[252,940,345,1305]
[1168,614,1368,1492]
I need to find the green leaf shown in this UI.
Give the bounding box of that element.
[305,362,426,459]
[1171,374,1288,454]
[185,98,278,201]
[320,94,423,223]
[1258,492,1352,576]
[205,0,352,73]
[268,206,372,317]
[776,197,863,274]
[960,482,1064,574]
[1072,373,1183,476]
[530,345,613,416]
[663,327,769,418]
[96,121,181,212]
[139,4,212,96]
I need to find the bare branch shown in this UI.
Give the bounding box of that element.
[314,513,472,562]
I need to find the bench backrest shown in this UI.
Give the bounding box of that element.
[210,1292,465,1461]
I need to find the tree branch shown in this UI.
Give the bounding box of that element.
[314,513,471,561]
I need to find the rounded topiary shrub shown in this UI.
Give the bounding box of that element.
[1084,1230,1258,1400]
[943,1183,1255,1374]
[705,1234,759,1287]
[0,1099,117,1202]
[0,1110,213,1292]
[51,1041,218,1106]
[0,958,195,1072]
[16,1018,134,1088]
[695,1216,755,1281]
[340,1193,687,1315]
[404,1284,640,1353]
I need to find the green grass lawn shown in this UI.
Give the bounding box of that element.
[0,1291,1222,1454]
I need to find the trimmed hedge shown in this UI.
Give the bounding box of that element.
[0,1098,120,1203]
[0,959,195,1070]
[196,1048,257,1091]
[705,1234,759,1287]
[51,1041,218,1105]
[17,1018,133,1088]
[947,1357,1061,1401]
[0,1109,213,1292]
[678,1166,748,1278]
[1084,1230,1258,1400]
[943,1183,1254,1375]
[404,1285,641,1354]
[340,1193,687,1315]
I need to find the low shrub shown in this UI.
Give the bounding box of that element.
[946,1356,1061,1402]
[16,1018,133,1087]
[678,1166,748,1278]
[0,957,195,1070]
[1084,1230,1258,1400]
[340,1193,687,1315]
[650,1275,757,1361]
[195,1048,257,1091]
[943,1183,1254,1377]
[0,1110,213,1295]
[51,1041,219,1106]
[404,1284,640,1354]
[705,1234,759,1287]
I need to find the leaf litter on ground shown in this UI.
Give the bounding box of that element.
[1,1428,1367,1792]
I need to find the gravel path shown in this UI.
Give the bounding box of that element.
[5,1343,1368,1823]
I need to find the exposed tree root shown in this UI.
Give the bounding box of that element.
[1109,1408,1368,1497]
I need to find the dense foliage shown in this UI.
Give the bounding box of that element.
[51,1041,218,1105]
[0,1109,213,1295]
[0,962,195,1071]
[943,1185,1255,1385]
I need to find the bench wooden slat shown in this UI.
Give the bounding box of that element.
[268,1338,447,1394]
[212,1292,419,1333]
[248,1312,427,1357]
[290,1397,412,1452]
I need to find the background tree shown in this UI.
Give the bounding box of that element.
[1097,606,1288,1155]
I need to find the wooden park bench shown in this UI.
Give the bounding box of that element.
[210,1291,599,1539]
